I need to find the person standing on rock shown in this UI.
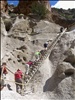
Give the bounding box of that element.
[14,69,23,93]
[0,66,5,91]
[1,62,8,86]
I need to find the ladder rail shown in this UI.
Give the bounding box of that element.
[1,28,67,87]
[24,28,67,85]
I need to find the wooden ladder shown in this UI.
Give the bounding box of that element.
[24,28,67,84]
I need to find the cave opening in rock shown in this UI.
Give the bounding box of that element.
[4,21,12,32]
[65,69,74,76]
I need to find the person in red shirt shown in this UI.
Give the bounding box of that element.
[17,69,23,78]
[0,62,8,91]
[1,62,8,76]
[14,69,23,93]
[25,61,33,75]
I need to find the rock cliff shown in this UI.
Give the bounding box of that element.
[1,14,75,99]
[1,1,75,99]
[0,0,8,14]
[51,8,75,28]
[14,0,51,15]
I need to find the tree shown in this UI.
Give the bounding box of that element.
[31,2,48,19]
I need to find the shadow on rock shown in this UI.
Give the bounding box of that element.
[43,72,63,92]
[43,62,75,92]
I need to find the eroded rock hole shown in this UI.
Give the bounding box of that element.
[23,57,26,61]
[17,55,20,58]
[13,61,15,63]
[17,59,22,62]
[17,37,25,41]
[22,63,25,65]
[8,58,12,61]
[22,50,25,52]
[16,46,27,50]
[4,20,12,32]
[65,69,74,76]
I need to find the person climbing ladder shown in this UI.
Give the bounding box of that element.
[44,41,49,50]
[0,62,8,90]
[35,51,41,61]
[25,61,34,75]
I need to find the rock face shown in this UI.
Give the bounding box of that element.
[9,17,32,36]
[64,48,75,66]
[0,0,51,15]
[56,62,74,78]
[51,8,75,28]
[68,23,75,31]
[0,0,8,14]
[1,17,8,36]
[40,0,51,12]
[14,0,51,15]
[1,11,75,99]
[45,30,75,99]
[33,20,61,34]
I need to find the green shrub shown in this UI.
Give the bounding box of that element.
[9,13,17,18]
[31,2,48,19]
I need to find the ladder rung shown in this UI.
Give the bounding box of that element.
[24,28,67,85]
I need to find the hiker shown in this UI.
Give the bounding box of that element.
[44,41,49,50]
[1,62,8,86]
[60,27,64,32]
[25,61,34,75]
[35,51,41,61]
[14,69,23,93]
[0,62,8,90]
[17,69,23,78]
[1,62,8,77]
[0,66,4,91]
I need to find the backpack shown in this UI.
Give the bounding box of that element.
[15,72,21,79]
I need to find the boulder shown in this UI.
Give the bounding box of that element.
[43,61,75,99]
[70,39,75,48]
[49,32,75,68]
[33,20,61,34]
[56,62,75,78]
[64,48,75,66]
[9,18,32,37]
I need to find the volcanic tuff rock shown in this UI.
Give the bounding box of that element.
[1,17,8,36]
[49,30,75,71]
[14,0,51,15]
[51,8,75,28]
[0,0,8,14]
[1,9,75,99]
[64,48,75,66]
[0,0,51,15]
